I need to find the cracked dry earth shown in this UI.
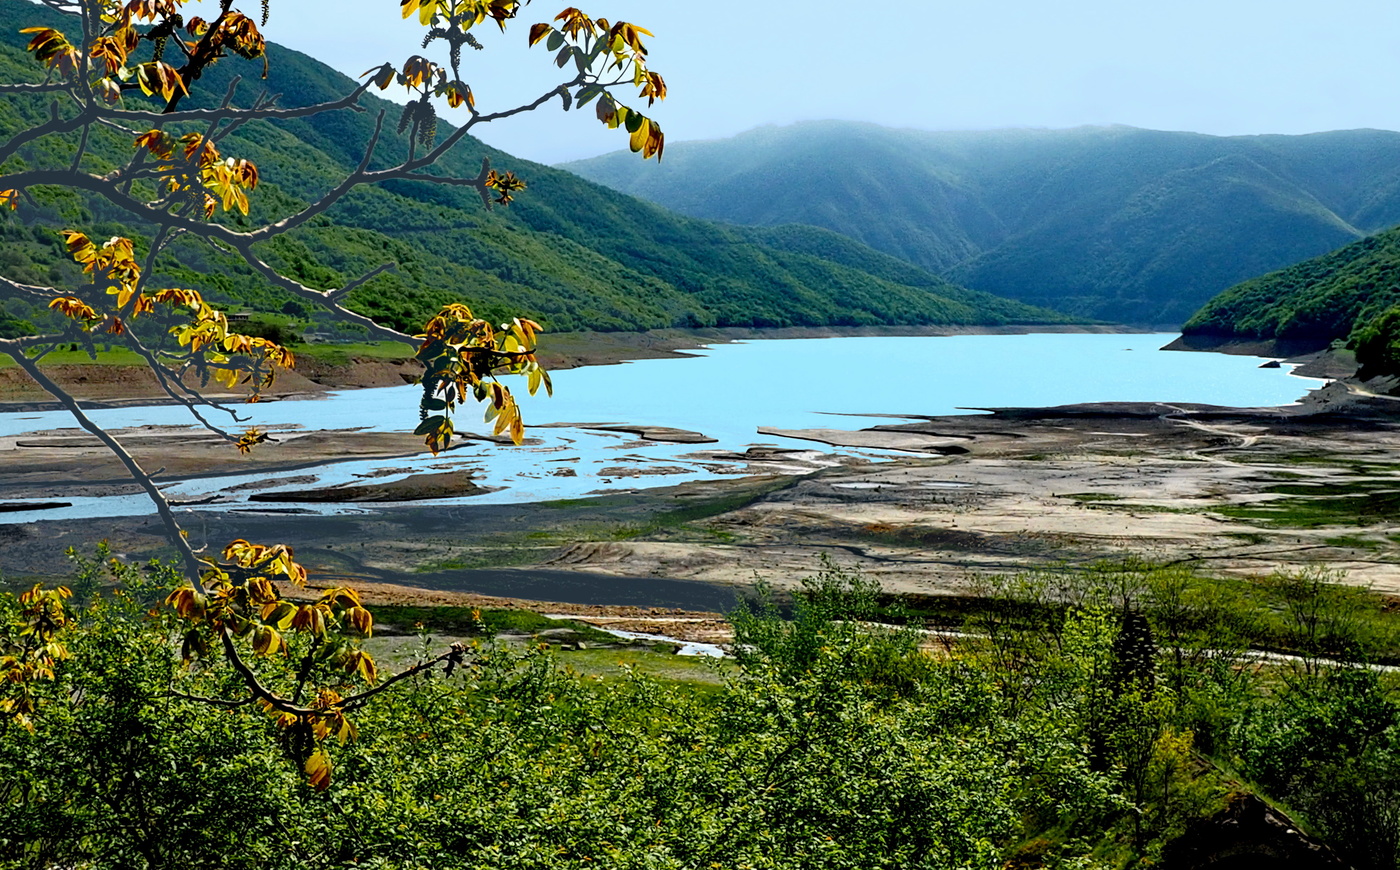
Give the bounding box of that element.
[540,393,1400,596]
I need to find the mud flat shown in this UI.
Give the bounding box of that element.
[0,426,437,499]
[7,380,1400,608]
[249,471,499,503]
[534,386,1400,598]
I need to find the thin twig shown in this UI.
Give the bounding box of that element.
[170,690,257,709]
[0,340,210,594]
[325,261,397,302]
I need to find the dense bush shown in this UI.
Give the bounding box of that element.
[4,555,1398,867]
[1354,305,1400,380]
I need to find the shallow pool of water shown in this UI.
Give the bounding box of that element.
[0,333,1324,521]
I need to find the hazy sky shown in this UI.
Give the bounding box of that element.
[191,0,1400,164]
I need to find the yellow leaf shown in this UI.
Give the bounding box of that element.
[305,749,332,791]
[629,117,650,153]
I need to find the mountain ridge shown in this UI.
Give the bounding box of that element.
[563,121,1400,324]
[1182,224,1400,348]
[0,2,1067,337]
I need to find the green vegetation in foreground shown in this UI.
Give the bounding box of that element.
[555,647,730,690]
[0,1,1066,340]
[6,553,1400,867]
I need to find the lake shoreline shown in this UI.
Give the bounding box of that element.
[0,322,1142,411]
[6,379,1400,610]
[4,328,1384,622]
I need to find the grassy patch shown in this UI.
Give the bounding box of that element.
[1323,534,1384,550]
[290,340,415,365]
[1215,481,1400,528]
[369,606,729,691]
[1084,502,1199,514]
[372,605,620,645]
[0,346,147,367]
[559,647,733,690]
[1223,532,1269,545]
[541,478,790,542]
[632,479,793,537]
[412,547,543,573]
[1235,453,1400,476]
[1059,492,1125,502]
[539,495,636,510]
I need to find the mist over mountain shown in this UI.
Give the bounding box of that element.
[0,1,1065,335]
[563,122,1400,325]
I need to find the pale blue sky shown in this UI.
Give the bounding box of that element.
[190,0,1400,163]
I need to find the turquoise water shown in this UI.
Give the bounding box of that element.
[0,333,1323,519]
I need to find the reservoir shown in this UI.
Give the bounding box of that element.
[0,333,1324,520]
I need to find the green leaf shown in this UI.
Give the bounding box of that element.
[414,415,446,436]
[575,85,601,107]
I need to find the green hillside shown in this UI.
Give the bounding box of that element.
[564,122,1400,325]
[0,1,1066,337]
[1182,226,1400,346]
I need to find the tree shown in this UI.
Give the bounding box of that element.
[0,0,667,788]
[1353,304,1400,381]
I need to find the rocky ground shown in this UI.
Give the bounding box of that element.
[6,376,1400,608]
[6,334,1398,618]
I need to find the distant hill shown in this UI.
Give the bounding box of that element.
[1182,226,1400,347]
[563,122,1400,325]
[0,1,1066,336]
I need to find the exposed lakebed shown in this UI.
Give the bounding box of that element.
[0,333,1321,522]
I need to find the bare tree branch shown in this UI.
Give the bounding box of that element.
[229,240,414,343]
[0,273,63,301]
[0,340,210,594]
[0,102,83,166]
[118,331,243,441]
[170,690,258,709]
[325,261,397,302]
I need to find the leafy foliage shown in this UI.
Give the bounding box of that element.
[0,0,689,794]
[10,553,1396,867]
[414,304,551,451]
[1355,304,1400,379]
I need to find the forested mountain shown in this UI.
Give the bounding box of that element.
[564,121,1400,325]
[0,1,1066,335]
[1183,225,1400,346]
